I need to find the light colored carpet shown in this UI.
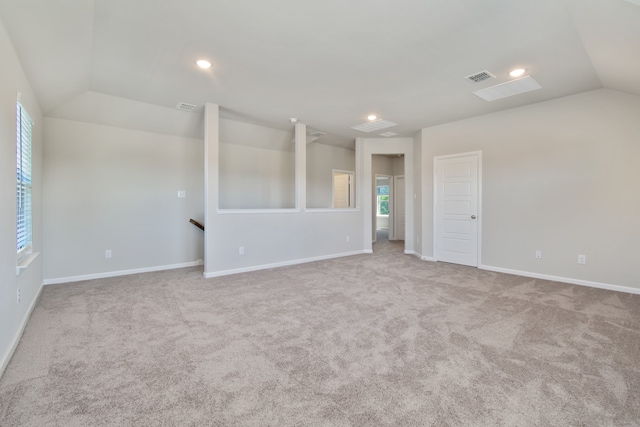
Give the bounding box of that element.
[1,237,639,426]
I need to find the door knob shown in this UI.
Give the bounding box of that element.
[471,215,476,219]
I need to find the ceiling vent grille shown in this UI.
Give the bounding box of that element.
[351,119,398,133]
[176,102,197,112]
[309,131,326,138]
[465,70,495,83]
[473,76,542,102]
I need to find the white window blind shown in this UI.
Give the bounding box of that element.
[16,102,33,256]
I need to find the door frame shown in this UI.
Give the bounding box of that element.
[433,151,482,266]
[374,174,393,242]
[393,175,405,241]
[332,169,355,208]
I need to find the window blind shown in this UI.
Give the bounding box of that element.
[16,102,33,255]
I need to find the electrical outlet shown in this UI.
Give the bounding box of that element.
[578,254,586,265]
[17,289,20,304]
[177,190,186,198]
[346,236,350,243]
[105,250,112,259]
[239,247,244,255]
[535,250,542,259]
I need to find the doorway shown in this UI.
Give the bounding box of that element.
[371,153,406,251]
[375,175,391,242]
[434,152,481,266]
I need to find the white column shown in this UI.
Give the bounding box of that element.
[294,122,306,210]
[204,103,219,275]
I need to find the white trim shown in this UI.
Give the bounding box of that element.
[43,260,204,285]
[0,282,43,377]
[217,209,300,215]
[433,151,483,266]
[478,264,640,295]
[304,208,361,213]
[204,251,366,278]
[16,251,39,276]
[363,249,373,254]
[410,252,436,262]
[404,249,415,255]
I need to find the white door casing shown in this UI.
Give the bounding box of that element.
[434,153,481,267]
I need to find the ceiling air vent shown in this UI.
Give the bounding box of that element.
[465,70,495,83]
[473,76,542,102]
[351,119,398,133]
[176,102,197,112]
[309,131,326,138]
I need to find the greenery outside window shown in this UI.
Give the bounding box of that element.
[376,185,389,216]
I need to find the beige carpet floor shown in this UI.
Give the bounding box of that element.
[1,235,639,426]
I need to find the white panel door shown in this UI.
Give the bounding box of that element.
[394,176,405,240]
[435,154,479,266]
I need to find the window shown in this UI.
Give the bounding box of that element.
[376,185,389,216]
[16,102,33,258]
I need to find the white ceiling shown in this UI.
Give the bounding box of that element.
[1,0,639,147]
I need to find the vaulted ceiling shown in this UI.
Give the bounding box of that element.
[1,0,639,147]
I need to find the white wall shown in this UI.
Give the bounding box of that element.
[393,156,405,176]
[219,118,295,209]
[205,105,365,277]
[219,143,294,209]
[420,88,640,289]
[0,18,43,374]
[306,143,356,209]
[43,118,204,282]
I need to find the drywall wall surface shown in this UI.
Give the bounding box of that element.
[393,156,405,176]
[372,155,394,177]
[42,118,204,280]
[218,118,296,209]
[205,108,365,276]
[205,210,364,274]
[0,18,43,374]
[421,88,640,288]
[306,143,356,209]
[219,117,293,152]
[219,143,295,209]
[49,91,205,139]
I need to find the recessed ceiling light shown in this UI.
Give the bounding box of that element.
[509,68,526,78]
[367,115,377,121]
[196,59,212,69]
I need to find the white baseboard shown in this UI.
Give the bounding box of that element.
[363,249,373,254]
[479,264,640,295]
[204,251,366,278]
[0,282,43,377]
[409,251,437,262]
[43,260,204,285]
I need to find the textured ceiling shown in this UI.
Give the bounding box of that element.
[0,0,639,147]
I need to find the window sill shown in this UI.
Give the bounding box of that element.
[16,252,39,276]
